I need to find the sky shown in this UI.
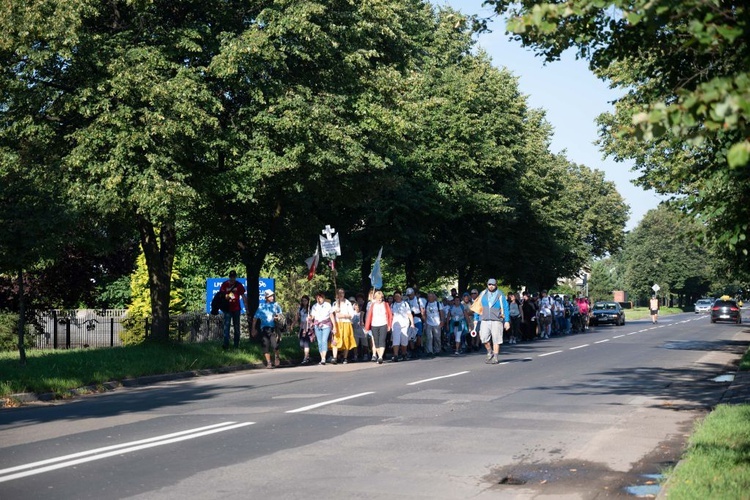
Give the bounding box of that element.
[439,0,666,230]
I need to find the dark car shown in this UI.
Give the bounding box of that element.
[710,299,742,324]
[590,301,625,326]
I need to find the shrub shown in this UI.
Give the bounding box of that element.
[0,312,36,351]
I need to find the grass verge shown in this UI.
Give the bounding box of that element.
[662,403,750,498]
[0,336,300,399]
[662,347,750,498]
[625,306,685,321]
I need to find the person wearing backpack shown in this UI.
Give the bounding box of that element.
[219,270,246,350]
[252,289,284,368]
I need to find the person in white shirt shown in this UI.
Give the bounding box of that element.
[405,287,426,358]
[390,291,414,362]
[423,292,444,357]
[309,291,336,365]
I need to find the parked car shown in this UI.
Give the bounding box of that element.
[694,298,714,314]
[590,301,625,326]
[710,299,742,324]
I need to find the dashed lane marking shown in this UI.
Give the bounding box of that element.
[286,392,375,413]
[538,350,563,357]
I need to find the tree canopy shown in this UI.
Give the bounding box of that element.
[486,0,750,273]
[1,1,630,343]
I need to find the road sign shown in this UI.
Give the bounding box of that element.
[205,277,275,313]
[652,284,660,292]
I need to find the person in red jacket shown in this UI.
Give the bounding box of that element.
[219,270,246,349]
[364,290,393,364]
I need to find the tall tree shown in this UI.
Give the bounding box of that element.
[485,0,750,271]
[194,0,435,316]
[621,204,714,304]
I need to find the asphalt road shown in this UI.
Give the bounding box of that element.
[1,312,748,499]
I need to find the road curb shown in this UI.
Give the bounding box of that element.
[1,361,276,408]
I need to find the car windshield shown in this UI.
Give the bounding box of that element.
[714,300,736,307]
[594,302,618,310]
[696,299,713,305]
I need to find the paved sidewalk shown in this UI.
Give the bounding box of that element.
[720,368,750,405]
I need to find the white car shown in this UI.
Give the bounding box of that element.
[694,298,714,314]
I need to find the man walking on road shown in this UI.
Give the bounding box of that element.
[650,295,660,323]
[475,279,510,364]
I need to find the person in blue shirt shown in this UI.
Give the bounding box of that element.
[476,279,510,364]
[252,289,284,368]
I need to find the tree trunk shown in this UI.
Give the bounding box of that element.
[243,255,264,330]
[16,268,27,366]
[239,201,284,330]
[404,252,417,290]
[457,263,475,295]
[138,216,176,342]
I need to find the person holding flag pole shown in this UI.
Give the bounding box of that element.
[364,247,390,363]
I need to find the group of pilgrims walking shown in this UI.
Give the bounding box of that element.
[290,280,594,367]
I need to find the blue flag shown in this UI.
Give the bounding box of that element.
[369,247,383,290]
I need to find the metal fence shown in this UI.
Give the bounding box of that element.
[29,310,291,350]
[33,309,128,349]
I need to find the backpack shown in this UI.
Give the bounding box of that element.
[210,286,234,315]
[275,312,288,334]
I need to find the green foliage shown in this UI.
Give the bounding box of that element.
[621,204,715,303]
[96,275,132,310]
[486,0,750,273]
[1,0,631,322]
[121,249,185,345]
[0,312,35,351]
[588,257,623,302]
[664,404,750,498]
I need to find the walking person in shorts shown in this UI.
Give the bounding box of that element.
[476,279,510,364]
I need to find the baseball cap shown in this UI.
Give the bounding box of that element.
[487,278,497,285]
[264,289,275,297]
[405,287,415,295]
[470,289,479,294]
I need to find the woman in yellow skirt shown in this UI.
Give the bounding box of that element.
[331,288,357,364]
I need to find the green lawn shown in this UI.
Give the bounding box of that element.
[0,336,300,400]
[624,306,686,321]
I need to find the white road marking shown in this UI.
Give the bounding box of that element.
[539,350,563,357]
[595,339,611,344]
[286,392,375,413]
[613,335,625,338]
[0,422,254,483]
[406,371,470,386]
[569,344,590,350]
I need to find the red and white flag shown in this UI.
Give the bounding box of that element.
[305,245,319,281]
